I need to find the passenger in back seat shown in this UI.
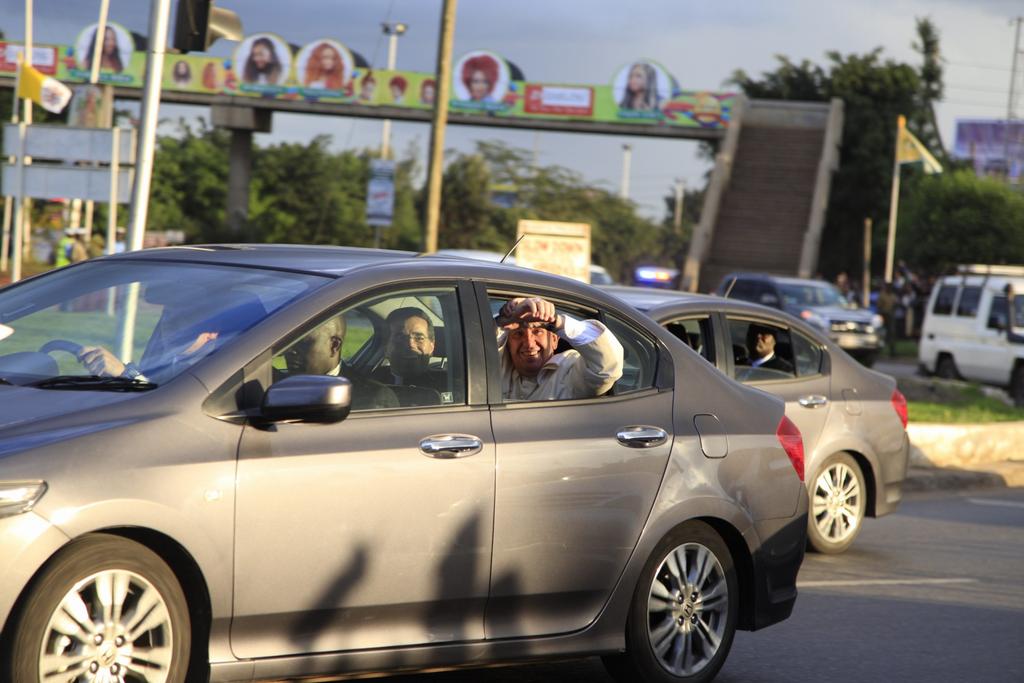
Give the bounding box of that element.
[372,307,448,393]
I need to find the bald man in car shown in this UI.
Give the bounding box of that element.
[495,296,623,401]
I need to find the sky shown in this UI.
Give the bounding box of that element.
[5,0,1023,221]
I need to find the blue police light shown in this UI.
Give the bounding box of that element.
[634,266,679,289]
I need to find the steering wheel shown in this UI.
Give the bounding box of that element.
[40,339,85,357]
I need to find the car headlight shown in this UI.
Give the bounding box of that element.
[0,481,48,518]
[871,314,884,330]
[800,310,829,329]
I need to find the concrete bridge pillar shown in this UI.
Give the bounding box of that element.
[211,105,272,239]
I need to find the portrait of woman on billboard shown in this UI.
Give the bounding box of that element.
[297,39,353,91]
[234,34,291,86]
[614,60,672,112]
[76,22,134,74]
[452,51,509,104]
[420,78,436,106]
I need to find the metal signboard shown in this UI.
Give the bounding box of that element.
[2,165,134,202]
[3,123,136,164]
[515,219,591,283]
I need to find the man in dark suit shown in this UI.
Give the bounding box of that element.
[282,315,398,410]
[371,307,447,394]
[745,323,794,374]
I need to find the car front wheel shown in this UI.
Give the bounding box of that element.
[808,452,866,554]
[4,534,190,683]
[604,521,738,683]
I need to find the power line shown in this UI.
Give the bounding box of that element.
[946,83,1010,94]
[945,60,1013,72]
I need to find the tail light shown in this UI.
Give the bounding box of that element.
[776,416,804,482]
[891,389,908,429]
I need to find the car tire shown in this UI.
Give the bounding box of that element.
[935,355,959,380]
[807,453,867,554]
[3,534,191,683]
[1011,365,1024,408]
[603,521,738,683]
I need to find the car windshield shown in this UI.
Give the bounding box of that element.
[0,260,328,387]
[779,282,855,309]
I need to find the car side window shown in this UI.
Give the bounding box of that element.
[932,285,958,316]
[603,315,658,394]
[664,317,714,363]
[487,293,648,401]
[792,331,825,377]
[727,317,797,382]
[728,279,758,301]
[956,286,981,318]
[271,288,466,411]
[988,295,1009,330]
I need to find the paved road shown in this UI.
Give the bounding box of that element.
[372,489,1024,683]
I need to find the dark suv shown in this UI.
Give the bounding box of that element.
[716,273,884,366]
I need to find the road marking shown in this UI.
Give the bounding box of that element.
[967,498,1024,509]
[798,578,977,588]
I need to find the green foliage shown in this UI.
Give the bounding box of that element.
[899,170,1024,271]
[908,383,1023,423]
[148,119,229,241]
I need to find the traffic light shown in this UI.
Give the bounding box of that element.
[172,0,243,53]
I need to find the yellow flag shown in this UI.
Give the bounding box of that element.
[895,115,943,174]
[17,62,72,114]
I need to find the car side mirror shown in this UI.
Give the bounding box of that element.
[760,293,780,307]
[261,375,352,424]
[989,316,1007,332]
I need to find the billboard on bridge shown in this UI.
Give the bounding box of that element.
[0,29,737,131]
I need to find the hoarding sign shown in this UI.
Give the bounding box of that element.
[366,159,396,227]
[515,220,591,283]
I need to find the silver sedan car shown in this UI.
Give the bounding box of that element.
[0,247,807,683]
[604,286,910,554]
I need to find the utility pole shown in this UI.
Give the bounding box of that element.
[673,179,685,234]
[380,21,407,160]
[1007,16,1023,179]
[423,0,457,254]
[620,144,632,199]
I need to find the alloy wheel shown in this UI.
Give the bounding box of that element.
[812,461,862,544]
[37,568,175,682]
[646,542,729,677]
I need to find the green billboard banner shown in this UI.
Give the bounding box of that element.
[0,28,737,130]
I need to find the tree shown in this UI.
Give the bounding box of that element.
[912,17,945,158]
[899,170,1024,271]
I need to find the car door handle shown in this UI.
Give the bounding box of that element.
[616,426,668,448]
[419,434,483,459]
[798,395,829,408]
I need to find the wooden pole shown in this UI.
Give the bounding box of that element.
[423,0,457,254]
[862,217,872,308]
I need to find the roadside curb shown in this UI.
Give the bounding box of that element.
[903,465,1017,493]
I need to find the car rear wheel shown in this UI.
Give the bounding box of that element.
[936,355,959,380]
[807,453,866,554]
[4,534,190,683]
[603,521,738,683]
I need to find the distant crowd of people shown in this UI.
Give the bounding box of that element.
[832,261,934,357]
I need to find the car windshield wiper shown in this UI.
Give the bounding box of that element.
[30,375,158,391]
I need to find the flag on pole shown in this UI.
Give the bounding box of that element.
[895,115,943,174]
[16,62,72,114]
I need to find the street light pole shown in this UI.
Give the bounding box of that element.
[620,144,632,199]
[380,21,406,160]
[127,0,172,252]
[1007,16,1023,178]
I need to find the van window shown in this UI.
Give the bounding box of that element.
[932,285,958,316]
[955,286,981,317]
[988,296,1008,330]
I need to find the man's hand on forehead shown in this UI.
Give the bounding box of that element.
[499,297,561,329]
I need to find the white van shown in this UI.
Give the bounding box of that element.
[918,264,1024,405]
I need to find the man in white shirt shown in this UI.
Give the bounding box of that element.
[495,297,624,401]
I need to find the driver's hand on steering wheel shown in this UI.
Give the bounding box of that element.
[78,346,126,378]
